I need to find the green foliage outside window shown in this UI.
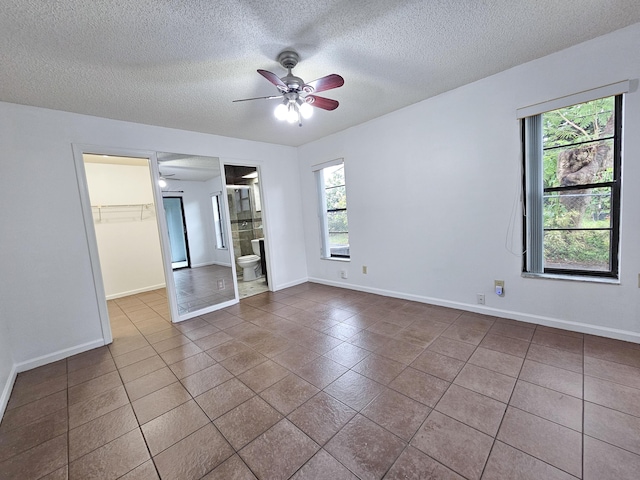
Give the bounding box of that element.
[324,165,349,247]
[541,97,615,270]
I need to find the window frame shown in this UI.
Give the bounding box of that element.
[211,191,227,250]
[313,158,350,260]
[521,94,623,279]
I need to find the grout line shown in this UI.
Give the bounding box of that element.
[582,336,586,479]
[66,358,70,475]
[514,375,582,400]
[478,331,534,479]
[582,432,640,459]
[115,296,168,477]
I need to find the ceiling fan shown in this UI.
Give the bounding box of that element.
[233,51,344,126]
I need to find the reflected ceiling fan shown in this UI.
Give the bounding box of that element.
[158,171,175,188]
[233,50,344,126]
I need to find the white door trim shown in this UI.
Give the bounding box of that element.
[71,144,178,346]
[221,159,274,293]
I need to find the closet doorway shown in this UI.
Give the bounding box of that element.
[82,154,166,301]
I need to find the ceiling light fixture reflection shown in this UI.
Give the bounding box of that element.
[158,178,167,188]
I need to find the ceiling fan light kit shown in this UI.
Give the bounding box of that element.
[233,50,343,127]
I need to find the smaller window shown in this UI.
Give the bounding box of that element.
[211,192,226,249]
[315,160,350,259]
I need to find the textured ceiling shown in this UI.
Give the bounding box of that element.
[2,1,639,147]
[158,153,220,181]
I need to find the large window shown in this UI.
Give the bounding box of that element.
[522,93,622,278]
[315,159,350,259]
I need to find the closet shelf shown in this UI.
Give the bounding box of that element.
[91,203,155,223]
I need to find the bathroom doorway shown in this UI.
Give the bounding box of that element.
[224,164,270,298]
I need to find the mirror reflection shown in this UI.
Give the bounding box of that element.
[157,153,237,315]
[224,165,269,298]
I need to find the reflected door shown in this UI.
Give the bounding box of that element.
[162,197,190,269]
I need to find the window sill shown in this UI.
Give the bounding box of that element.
[522,272,620,285]
[321,256,350,263]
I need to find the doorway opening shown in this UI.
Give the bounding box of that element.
[162,196,191,269]
[224,164,270,298]
[75,150,172,344]
[82,154,167,301]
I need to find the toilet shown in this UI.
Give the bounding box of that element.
[237,238,263,281]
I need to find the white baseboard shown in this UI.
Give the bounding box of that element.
[308,277,640,344]
[0,363,18,422]
[191,261,232,268]
[106,283,166,300]
[14,339,106,374]
[0,338,105,420]
[273,277,310,292]
[174,298,238,323]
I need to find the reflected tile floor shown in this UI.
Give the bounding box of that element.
[2,283,640,479]
[174,265,235,313]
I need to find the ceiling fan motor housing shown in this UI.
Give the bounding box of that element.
[278,51,299,70]
[278,51,306,90]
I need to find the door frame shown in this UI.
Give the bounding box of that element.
[222,159,274,293]
[72,144,180,342]
[163,196,191,270]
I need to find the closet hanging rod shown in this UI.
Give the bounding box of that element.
[91,203,154,208]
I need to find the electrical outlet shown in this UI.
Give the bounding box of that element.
[362,265,368,274]
[494,280,504,296]
[217,279,225,290]
[476,294,485,305]
[340,270,348,279]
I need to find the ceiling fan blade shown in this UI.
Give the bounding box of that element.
[304,74,344,94]
[257,69,288,92]
[306,95,339,111]
[232,95,283,102]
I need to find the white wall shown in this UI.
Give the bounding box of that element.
[0,103,305,385]
[86,162,165,298]
[299,23,640,341]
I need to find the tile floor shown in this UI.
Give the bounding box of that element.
[1,283,640,479]
[238,277,270,299]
